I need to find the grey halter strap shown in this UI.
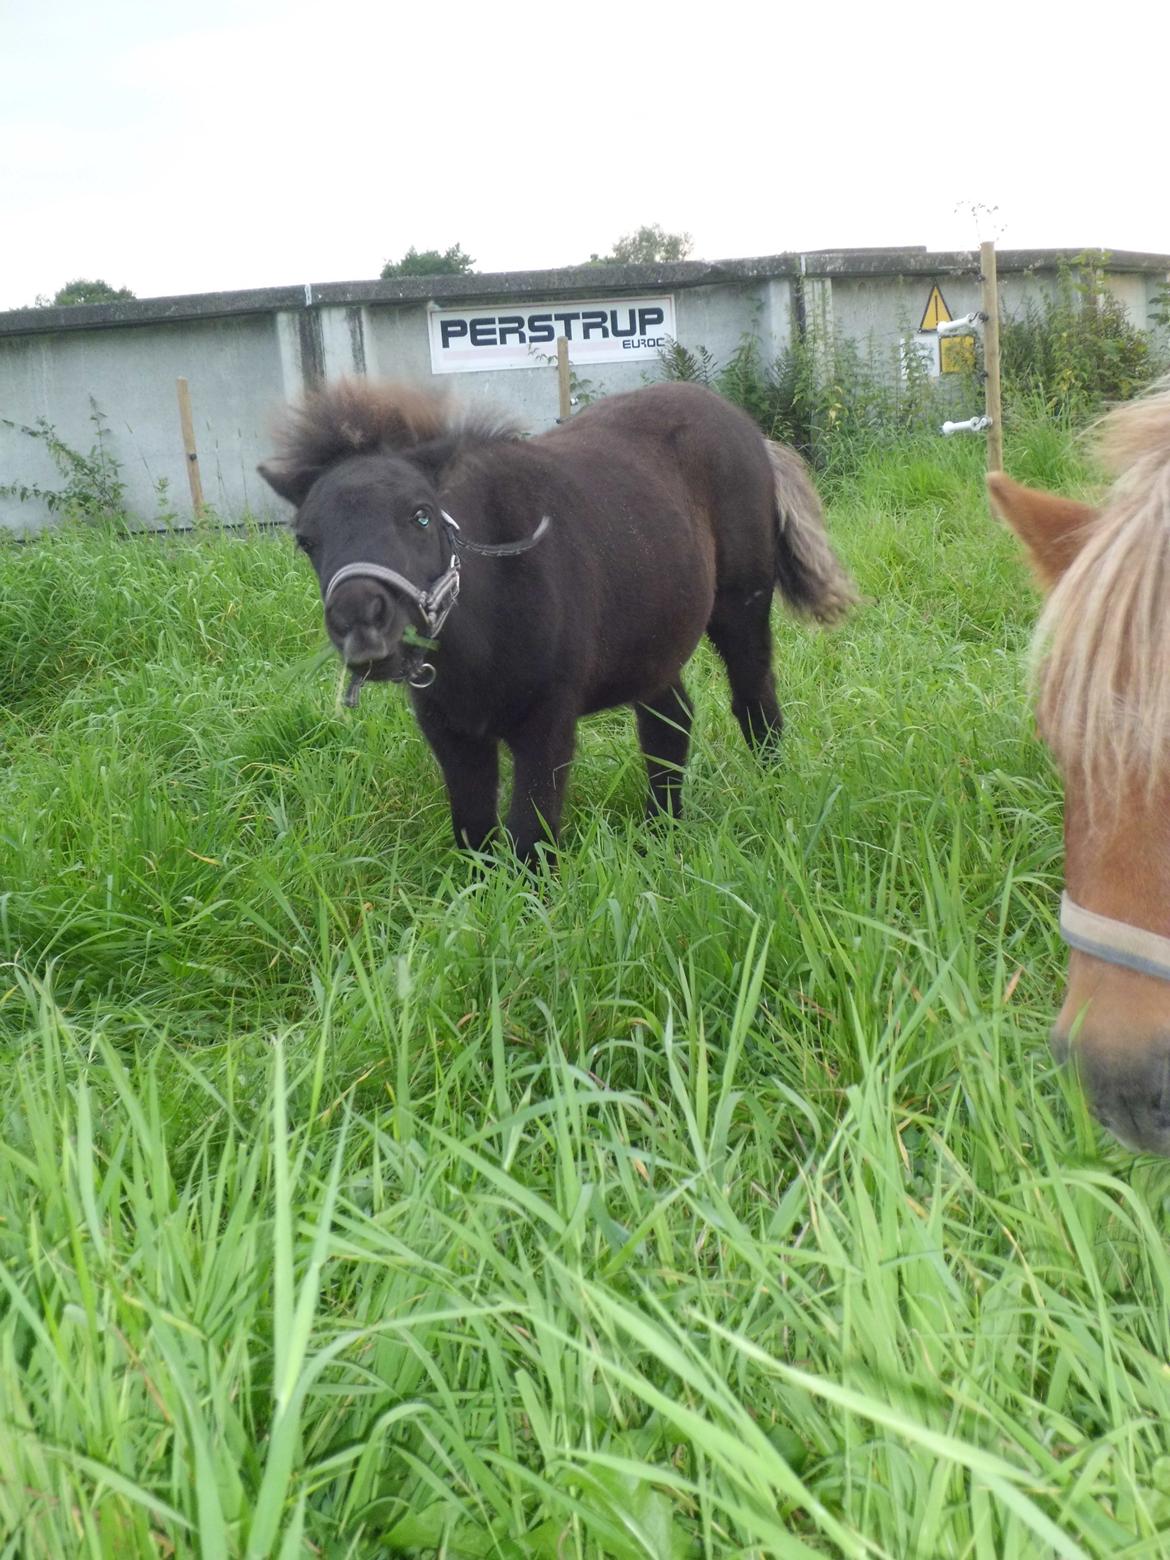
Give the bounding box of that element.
[324,556,461,637]
[322,509,550,636]
[1060,892,1170,984]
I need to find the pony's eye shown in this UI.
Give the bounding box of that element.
[295,534,318,557]
[412,508,431,528]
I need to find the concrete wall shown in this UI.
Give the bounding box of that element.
[1,248,1166,533]
[2,309,292,531]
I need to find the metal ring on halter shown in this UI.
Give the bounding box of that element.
[407,662,437,689]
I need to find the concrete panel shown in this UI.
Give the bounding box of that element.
[0,313,284,531]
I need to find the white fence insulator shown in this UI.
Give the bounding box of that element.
[941,416,993,436]
[936,312,984,337]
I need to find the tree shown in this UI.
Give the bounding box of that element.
[46,279,136,307]
[380,244,476,279]
[589,224,694,265]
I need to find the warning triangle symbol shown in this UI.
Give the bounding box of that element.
[920,285,952,331]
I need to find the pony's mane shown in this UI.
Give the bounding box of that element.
[268,378,519,474]
[1037,376,1170,801]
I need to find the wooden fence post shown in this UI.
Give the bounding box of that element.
[556,336,572,423]
[980,242,1004,473]
[176,378,206,518]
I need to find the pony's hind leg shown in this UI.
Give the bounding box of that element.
[636,681,693,819]
[705,592,784,754]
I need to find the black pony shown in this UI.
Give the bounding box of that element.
[259,379,855,861]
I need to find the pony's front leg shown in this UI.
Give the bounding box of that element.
[504,706,578,864]
[415,704,500,851]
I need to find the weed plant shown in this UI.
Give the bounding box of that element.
[656,332,943,479]
[0,400,127,524]
[998,255,1159,418]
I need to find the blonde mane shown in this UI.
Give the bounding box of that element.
[1036,377,1170,801]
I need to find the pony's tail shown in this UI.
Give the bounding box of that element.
[766,440,857,625]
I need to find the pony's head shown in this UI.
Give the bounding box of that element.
[990,382,1170,1154]
[258,381,516,694]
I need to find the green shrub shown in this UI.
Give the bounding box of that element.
[659,330,947,476]
[0,399,126,524]
[999,253,1159,417]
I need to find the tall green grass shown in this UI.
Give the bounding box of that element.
[2,420,1168,1557]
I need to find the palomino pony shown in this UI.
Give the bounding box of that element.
[990,380,1170,1154]
[259,379,855,862]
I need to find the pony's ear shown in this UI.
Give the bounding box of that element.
[987,473,1098,591]
[256,459,319,508]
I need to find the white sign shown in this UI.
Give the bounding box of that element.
[428,295,676,375]
[901,333,940,378]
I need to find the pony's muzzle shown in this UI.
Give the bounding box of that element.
[1058,1034,1170,1155]
[325,579,400,668]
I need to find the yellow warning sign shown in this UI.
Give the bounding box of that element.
[919,285,952,331]
[940,334,976,374]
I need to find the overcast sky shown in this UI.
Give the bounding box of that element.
[3,0,1166,311]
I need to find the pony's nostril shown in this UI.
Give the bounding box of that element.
[1079,1047,1170,1156]
[366,592,389,626]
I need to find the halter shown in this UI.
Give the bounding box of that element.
[323,509,550,696]
[1060,893,1170,984]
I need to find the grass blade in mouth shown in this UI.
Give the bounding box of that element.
[402,625,440,652]
[340,665,368,709]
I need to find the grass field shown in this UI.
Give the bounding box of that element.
[1,416,1168,1558]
